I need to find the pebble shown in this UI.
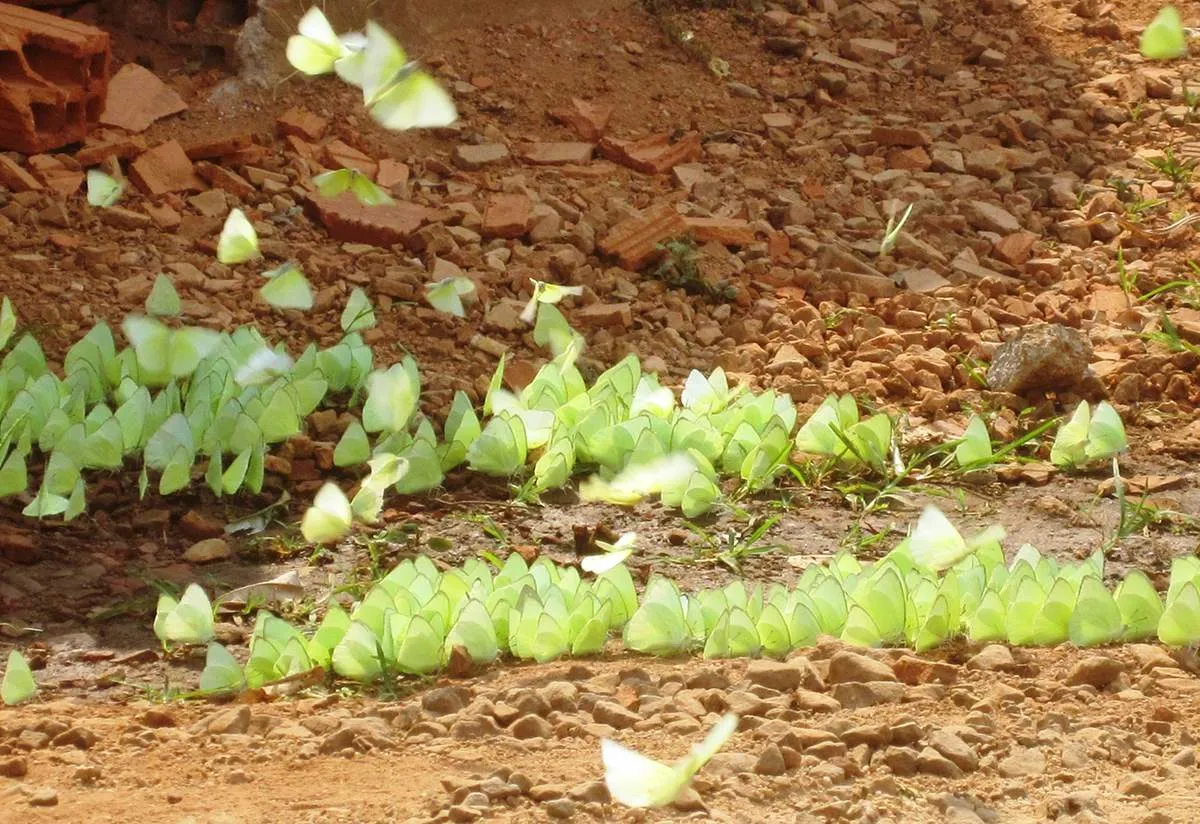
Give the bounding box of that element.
[826,651,897,684]
[1065,656,1125,689]
[182,538,231,563]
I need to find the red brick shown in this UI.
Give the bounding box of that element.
[887,146,932,171]
[27,154,82,195]
[482,193,532,239]
[0,155,42,192]
[184,133,252,161]
[993,230,1038,266]
[98,63,186,133]
[282,134,317,161]
[75,131,145,166]
[276,107,327,141]
[519,142,595,165]
[599,131,702,174]
[129,140,205,196]
[376,158,409,189]
[304,192,431,247]
[548,98,613,141]
[0,4,111,153]
[322,139,377,179]
[869,125,929,147]
[195,161,254,199]
[145,201,181,231]
[682,216,756,247]
[599,202,688,270]
[575,302,632,329]
[220,145,268,167]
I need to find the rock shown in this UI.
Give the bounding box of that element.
[965,645,1017,672]
[744,659,805,692]
[927,729,978,772]
[182,538,231,563]
[1120,777,1163,798]
[482,193,532,239]
[1065,656,1125,688]
[916,746,963,778]
[0,756,28,777]
[510,715,553,739]
[100,64,188,132]
[592,701,641,729]
[28,787,58,807]
[987,324,1092,393]
[424,687,470,715]
[453,143,510,170]
[304,193,430,247]
[705,752,759,780]
[966,200,1021,235]
[827,651,897,684]
[447,804,482,822]
[755,744,787,776]
[198,706,251,736]
[179,510,225,539]
[544,799,577,819]
[831,681,905,708]
[129,140,204,196]
[997,746,1046,777]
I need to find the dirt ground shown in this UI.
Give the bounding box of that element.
[4,0,1200,820]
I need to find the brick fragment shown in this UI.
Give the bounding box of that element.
[304,192,430,246]
[682,216,756,246]
[482,193,532,239]
[195,161,254,199]
[276,107,327,141]
[599,203,688,270]
[322,139,377,179]
[548,98,613,141]
[129,140,205,195]
[575,302,632,329]
[376,159,409,189]
[599,132,702,174]
[98,63,186,132]
[0,4,111,153]
[992,230,1038,266]
[519,142,595,165]
[27,154,82,195]
[0,155,41,192]
[185,133,252,161]
[75,131,145,166]
[887,146,932,171]
[869,125,929,147]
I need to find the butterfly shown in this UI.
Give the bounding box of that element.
[146,275,181,317]
[260,263,314,310]
[425,277,476,317]
[907,505,1006,572]
[1049,401,1128,469]
[1,650,36,706]
[360,22,458,130]
[1141,5,1187,61]
[216,208,260,265]
[311,168,393,206]
[86,169,124,207]
[601,713,739,808]
[301,482,353,544]
[153,583,215,646]
[286,7,364,80]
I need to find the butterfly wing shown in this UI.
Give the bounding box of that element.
[1,650,36,706]
[600,739,682,808]
[1085,401,1128,461]
[216,209,260,264]
[908,505,971,571]
[370,71,458,130]
[1141,5,1187,60]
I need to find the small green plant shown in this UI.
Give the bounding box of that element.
[1108,176,1135,200]
[1139,267,1200,308]
[1116,246,1138,301]
[1146,146,1197,185]
[1124,195,1166,222]
[684,514,783,572]
[1184,80,1200,118]
[1143,311,1200,355]
[651,236,737,300]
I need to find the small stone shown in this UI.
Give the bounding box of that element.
[755,744,787,776]
[182,538,231,563]
[745,659,804,692]
[592,701,641,730]
[0,756,28,777]
[705,752,759,781]
[510,715,554,739]
[827,651,897,684]
[966,645,1017,672]
[927,729,978,772]
[987,324,1092,394]
[966,200,1021,235]
[447,804,482,823]
[423,686,470,715]
[453,143,510,170]
[916,746,963,778]
[1065,656,1125,689]
[544,799,576,819]
[1120,777,1163,798]
[28,787,59,807]
[831,682,905,708]
[997,746,1046,777]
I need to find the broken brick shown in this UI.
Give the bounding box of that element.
[682,216,756,247]
[482,193,533,239]
[0,4,111,153]
[304,192,431,247]
[0,155,42,192]
[145,201,181,230]
[993,230,1038,266]
[376,159,409,189]
[75,131,146,166]
[761,112,795,130]
[99,63,186,133]
[869,125,929,147]
[185,133,252,161]
[599,202,688,270]
[129,140,205,195]
[27,154,83,195]
[195,161,254,199]
[322,139,377,179]
[887,146,932,171]
[599,132,702,174]
[548,98,613,141]
[276,107,328,141]
[519,142,595,165]
[221,145,268,167]
[575,302,632,329]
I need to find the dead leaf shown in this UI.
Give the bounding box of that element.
[1097,474,1187,498]
[215,571,304,610]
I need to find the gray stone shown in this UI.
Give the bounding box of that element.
[986,324,1091,394]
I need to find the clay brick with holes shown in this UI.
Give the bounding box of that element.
[0,3,111,153]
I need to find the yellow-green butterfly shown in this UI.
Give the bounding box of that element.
[1,649,36,706]
[360,21,458,130]
[601,713,738,808]
[520,279,584,324]
[153,583,215,646]
[198,642,246,694]
[1141,6,1187,61]
[311,168,393,206]
[260,262,314,310]
[341,287,376,333]
[146,274,181,317]
[286,7,361,78]
[217,208,260,265]
[301,482,353,544]
[908,505,1006,572]
[582,532,638,574]
[86,169,124,208]
[425,277,476,317]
